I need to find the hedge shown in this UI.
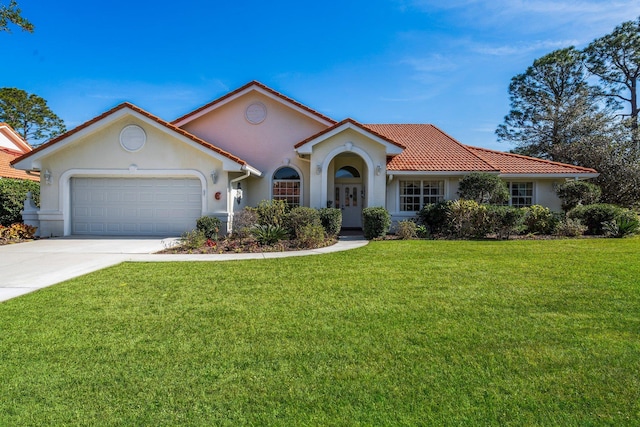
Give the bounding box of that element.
[0,179,40,226]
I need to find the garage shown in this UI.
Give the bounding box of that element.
[71,177,202,236]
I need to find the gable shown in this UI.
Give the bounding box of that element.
[295,119,405,155]
[0,123,37,180]
[0,123,31,153]
[12,103,257,175]
[173,81,336,127]
[177,84,334,172]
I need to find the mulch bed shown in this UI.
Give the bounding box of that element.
[160,236,338,254]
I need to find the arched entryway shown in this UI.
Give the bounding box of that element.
[329,153,368,228]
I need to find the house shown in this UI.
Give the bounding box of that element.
[1,123,37,181]
[11,81,598,237]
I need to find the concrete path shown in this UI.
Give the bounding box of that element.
[0,235,368,303]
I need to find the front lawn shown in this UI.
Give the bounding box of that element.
[1,239,639,425]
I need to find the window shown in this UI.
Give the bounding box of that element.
[336,166,360,178]
[272,167,301,207]
[508,182,533,207]
[400,180,445,211]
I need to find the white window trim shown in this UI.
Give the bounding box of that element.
[271,165,303,207]
[398,179,446,212]
[507,181,535,207]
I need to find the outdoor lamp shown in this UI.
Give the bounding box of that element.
[236,182,243,204]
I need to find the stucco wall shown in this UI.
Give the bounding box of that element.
[36,115,232,236]
[306,128,389,209]
[180,92,329,208]
[385,175,566,226]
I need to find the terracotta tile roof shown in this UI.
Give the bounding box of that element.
[466,145,598,175]
[12,102,250,168]
[363,124,498,172]
[172,80,337,126]
[1,148,39,180]
[294,118,406,150]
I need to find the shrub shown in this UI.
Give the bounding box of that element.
[0,223,37,241]
[418,200,455,235]
[251,224,289,245]
[395,219,417,239]
[0,179,40,226]
[232,208,258,240]
[256,199,289,227]
[415,225,430,239]
[296,223,326,248]
[555,180,601,212]
[555,218,588,237]
[318,208,342,237]
[179,229,206,250]
[458,172,509,204]
[568,203,621,235]
[362,207,391,240]
[522,205,558,235]
[447,199,488,238]
[486,205,525,239]
[602,210,640,238]
[196,216,221,240]
[288,207,322,238]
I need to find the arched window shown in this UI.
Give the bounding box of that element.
[335,166,360,178]
[272,167,301,207]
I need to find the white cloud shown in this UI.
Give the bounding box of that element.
[400,55,459,73]
[473,39,579,56]
[403,0,640,41]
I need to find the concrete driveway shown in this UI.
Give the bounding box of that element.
[0,237,177,302]
[0,235,368,303]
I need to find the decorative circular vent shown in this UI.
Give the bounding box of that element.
[245,102,267,124]
[119,125,146,152]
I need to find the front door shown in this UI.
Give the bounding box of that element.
[335,184,362,228]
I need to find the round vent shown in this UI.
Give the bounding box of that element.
[119,125,146,152]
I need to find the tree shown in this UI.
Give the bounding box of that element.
[556,123,640,207]
[496,47,609,162]
[0,0,33,33]
[457,172,509,204]
[584,17,640,145]
[555,180,601,212]
[0,88,66,145]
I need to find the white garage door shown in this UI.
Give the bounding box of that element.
[71,177,202,236]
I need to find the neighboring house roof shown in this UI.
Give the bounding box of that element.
[363,124,498,172]
[173,80,337,127]
[1,148,39,181]
[0,123,38,181]
[466,145,598,176]
[11,102,259,175]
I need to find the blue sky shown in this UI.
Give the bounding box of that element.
[4,0,640,149]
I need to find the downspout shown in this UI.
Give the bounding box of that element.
[229,169,250,210]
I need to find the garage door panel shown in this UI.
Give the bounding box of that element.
[71,177,202,236]
[89,223,105,233]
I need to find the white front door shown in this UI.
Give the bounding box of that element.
[335,184,362,228]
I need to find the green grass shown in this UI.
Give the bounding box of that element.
[1,238,639,425]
